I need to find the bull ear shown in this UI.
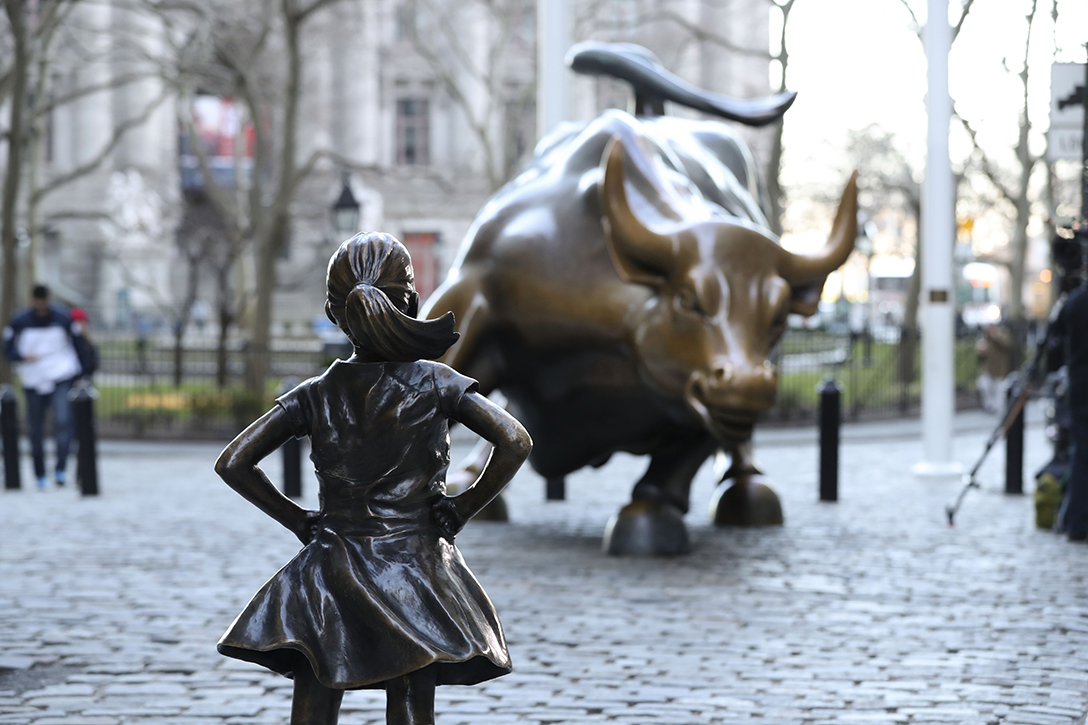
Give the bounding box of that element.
[600,137,676,287]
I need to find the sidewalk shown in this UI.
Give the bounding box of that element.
[2,405,1087,724]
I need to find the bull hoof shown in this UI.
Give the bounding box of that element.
[710,475,783,527]
[603,500,691,556]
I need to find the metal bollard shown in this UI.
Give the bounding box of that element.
[1,385,21,490]
[280,377,302,499]
[818,376,841,502]
[1005,380,1024,495]
[71,381,99,496]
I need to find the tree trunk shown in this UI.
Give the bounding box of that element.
[898,200,922,384]
[172,326,185,388]
[0,1,30,385]
[1006,195,1030,366]
[216,289,231,389]
[245,5,303,397]
[172,252,201,388]
[898,257,921,385]
[245,223,282,395]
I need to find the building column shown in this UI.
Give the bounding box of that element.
[537,0,569,140]
[914,0,963,480]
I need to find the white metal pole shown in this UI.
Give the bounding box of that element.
[537,0,569,140]
[914,0,963,479]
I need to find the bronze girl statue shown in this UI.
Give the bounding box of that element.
[214,232,532,725]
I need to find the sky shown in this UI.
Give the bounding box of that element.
[770,0,1087,295]
[779,0,1087,196]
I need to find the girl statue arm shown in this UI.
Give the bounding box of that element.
[434,392,532,538]
[215,407,319,544]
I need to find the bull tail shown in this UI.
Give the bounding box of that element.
[566,41,795,127]
[565,41,796,126]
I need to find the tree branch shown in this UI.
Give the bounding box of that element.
[955,112,1016,205]
[176,89,245,240]
[952,0,976,40]
[33,87,171,203]
[647,8,771,59]
[296,0,342,23]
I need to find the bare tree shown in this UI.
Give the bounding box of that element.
[1,0,31,385]
[900,0,1053,354]
[164,0,347,397]
[956,0,1045,344]
[404,0,536,190]
[1,0,176,386]
[807,124,925,381]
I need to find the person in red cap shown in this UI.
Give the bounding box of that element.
[68,307,98,381]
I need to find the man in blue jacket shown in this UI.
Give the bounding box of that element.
[3,285,86,490]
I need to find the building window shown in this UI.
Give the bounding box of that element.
[396,98,430,166]
[396,1,419,40]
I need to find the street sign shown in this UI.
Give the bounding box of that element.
[1048,127,1084,162]
[1050,63,1086,129]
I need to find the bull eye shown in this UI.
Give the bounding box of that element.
[677,287,703,315]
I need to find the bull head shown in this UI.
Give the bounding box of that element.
[600,137,858,441]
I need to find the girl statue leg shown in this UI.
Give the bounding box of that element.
[385,666,437,725]
[290,661,344,725]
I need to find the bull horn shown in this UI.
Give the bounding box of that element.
[601,137,676,282]
[779,170,859,284]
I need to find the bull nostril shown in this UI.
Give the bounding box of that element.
[712,365,734,384]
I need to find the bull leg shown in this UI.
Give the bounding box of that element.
[603,436,719,556]
[425,278,509,522]
[709,439,783,527]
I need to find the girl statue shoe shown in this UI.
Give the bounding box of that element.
[214,232,532,725]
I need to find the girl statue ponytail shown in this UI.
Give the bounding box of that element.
[327,233,459,362]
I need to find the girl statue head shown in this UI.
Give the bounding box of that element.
[325,232,458,362]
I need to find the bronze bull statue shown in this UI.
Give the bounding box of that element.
[422,43,857,555]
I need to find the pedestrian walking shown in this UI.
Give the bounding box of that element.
[2,284,87,489]
[69,307,99,381]
[977,322,1013,415]
[1054,274,1088,542]
[214,233,532,725]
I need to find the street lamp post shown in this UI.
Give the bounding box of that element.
[914,0,963,480]
[331,172,361,239]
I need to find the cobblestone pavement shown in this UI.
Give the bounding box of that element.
[3,406,1088,724]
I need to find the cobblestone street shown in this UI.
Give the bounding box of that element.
[3,407,1088,724]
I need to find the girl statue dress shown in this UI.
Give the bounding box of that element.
[215,233,532,725]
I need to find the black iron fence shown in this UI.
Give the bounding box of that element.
[91,337,340,440]
[77,329,981,440]
[765,327,981,426]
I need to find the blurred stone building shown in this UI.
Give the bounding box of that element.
[28,0,773,341]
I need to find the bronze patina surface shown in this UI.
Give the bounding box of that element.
[423,43,857,556]
[215,233,531,724]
